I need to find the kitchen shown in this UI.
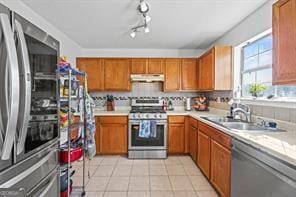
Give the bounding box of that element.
[0,0,296,197]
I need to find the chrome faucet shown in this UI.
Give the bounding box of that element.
[231,104,252,122]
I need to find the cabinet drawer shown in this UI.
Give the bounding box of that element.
[99,116,127,124]
[168,116,185,123]
[189,117,198,128]
[199,121,231,149]
[211,130,231,149]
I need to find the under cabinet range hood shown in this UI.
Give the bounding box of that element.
[130,74,164,82]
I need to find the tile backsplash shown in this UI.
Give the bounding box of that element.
[207,91,296,124]
[90,82,200,107]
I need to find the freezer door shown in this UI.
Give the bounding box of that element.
[28,167,59,197]
[0,142,58,192]
[0,4,20,163]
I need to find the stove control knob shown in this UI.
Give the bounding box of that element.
[133,114,136,118]
[154,114,158,118]
[159,114,162,118]
[146,114,149,118]
[138,114,142,118]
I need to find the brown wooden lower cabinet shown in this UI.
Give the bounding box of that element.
[168,123,185,153]
[210,140,231,197]
[96,116,128,154]
[189,118,198,162]
[95,117,100,154]
[197,131,211,178]
[168,116,185,154]
[196,120,232,197]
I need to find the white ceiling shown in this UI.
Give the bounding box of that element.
[21,0,268,49]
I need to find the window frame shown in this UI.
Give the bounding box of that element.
[233,29,296,103]
[240,33,273,98]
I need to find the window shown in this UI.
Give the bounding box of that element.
[240,34,296,99]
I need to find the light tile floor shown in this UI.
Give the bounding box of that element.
[71,156,218,197]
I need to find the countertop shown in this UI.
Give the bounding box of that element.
[94,107,296,167]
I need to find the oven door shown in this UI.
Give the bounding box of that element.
[128,120,167,150]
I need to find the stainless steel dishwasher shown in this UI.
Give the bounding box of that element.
[231,138,296,197]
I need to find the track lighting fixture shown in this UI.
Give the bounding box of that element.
[130,0,151,38]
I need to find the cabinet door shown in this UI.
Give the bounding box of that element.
[76,58,104,91]
[164,59,181,91]
[214,46,232,90]
[148,58,164,74]
[189,125,198,162]
[211,140,231,197]
[103,58,131,91]
[181,59,198,90]
[100,123,127,154]
[95,117,100,154]
[199,51,214,90]
[168,123,185,153]
[273,0,296,85]
[131,58,148,74]
[197,131,211,178]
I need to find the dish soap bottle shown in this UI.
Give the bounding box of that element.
[168,100,174,111]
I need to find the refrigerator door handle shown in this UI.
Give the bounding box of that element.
[14,19,31,155]
[0,13,20,160]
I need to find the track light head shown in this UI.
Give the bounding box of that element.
[144,26,150,34]
[145,15,151,23]
[138,0,149,13]
[130,31,136,38]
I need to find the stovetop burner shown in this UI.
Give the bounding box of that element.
[129,99,167,120]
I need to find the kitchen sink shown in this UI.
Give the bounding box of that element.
[202,116,240,123]
[201,116,285,133]
[221,122,268,132]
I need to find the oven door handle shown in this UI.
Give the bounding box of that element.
[0,13,20,160]
[14,19,32,155]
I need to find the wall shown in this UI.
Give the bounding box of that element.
[91,82,200,109]
[211,0,277,47]
[81,48,205,58]
[1,0,82,66]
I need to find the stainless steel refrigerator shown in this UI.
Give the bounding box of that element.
[0,3,60,196]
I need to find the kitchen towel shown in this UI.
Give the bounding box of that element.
[150,120,157,138]
[139,120,151,138]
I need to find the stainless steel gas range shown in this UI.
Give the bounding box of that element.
[128,99,167,159]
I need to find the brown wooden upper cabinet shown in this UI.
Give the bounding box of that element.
[182,59,199,90]
[199,46,232,91]
[272,0,296,85]
[165,59,181,91]
[164,58,198,91]
[103,58,131,91]
[131,58,164,74]
[131,58,148,74]
[76,58,104,91]
[148,58,164,74]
